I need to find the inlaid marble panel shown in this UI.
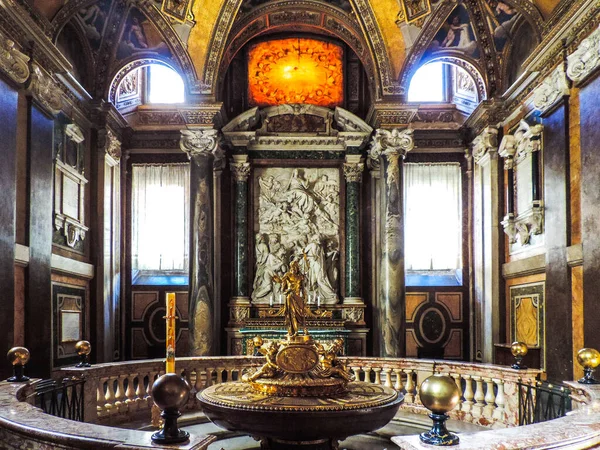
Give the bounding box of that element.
[510,282,545,369]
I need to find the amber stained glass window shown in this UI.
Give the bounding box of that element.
[247,38,344,108]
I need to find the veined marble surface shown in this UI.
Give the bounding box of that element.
[0,380,214,450]
[392,383,600,449]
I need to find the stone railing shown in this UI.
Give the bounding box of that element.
[55,356,541,428]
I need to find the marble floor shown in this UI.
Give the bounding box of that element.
[128,411,485,450]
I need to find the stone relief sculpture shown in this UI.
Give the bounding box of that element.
[252,168,340,305]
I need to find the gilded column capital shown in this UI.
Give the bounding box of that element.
[567,25,600,84]
[29,63,63,115]
[99,128,121,161]
[367,128,414,170]
[343,162,365,183]
[472,126,498,165]
[533,65,570,113]
[0,33,30,85]
[230,161,251,182]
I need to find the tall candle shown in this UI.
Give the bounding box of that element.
[165,292,176,373]
[269,295,273,307]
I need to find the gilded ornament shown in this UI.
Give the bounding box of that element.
[7,347,30,366]
[511,341,528,370]
[419,374,460,445]
[577,347,600,384]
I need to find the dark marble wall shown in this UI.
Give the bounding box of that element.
[580,75,600,352]
[0,78,18,377]
[25,102,54,377]
[542,102,573,380]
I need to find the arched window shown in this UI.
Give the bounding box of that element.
[110,61,185,110]
[408,60,483,113]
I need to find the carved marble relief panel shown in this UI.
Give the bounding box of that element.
[252,167,340,305]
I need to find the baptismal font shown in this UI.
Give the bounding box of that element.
[198,260,403,449]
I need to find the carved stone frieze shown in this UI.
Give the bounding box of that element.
[342,307,365,324]
[533,65,570,113]
[29,63,63,115]
[567,25,600,84]
[0,32,30,84]
[472,126,498,165]
[343,162,365,183]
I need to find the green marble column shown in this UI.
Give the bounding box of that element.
[230,156,251,298]
[368,128,414,357]
[180,129,221,356]
[343,158,364,302]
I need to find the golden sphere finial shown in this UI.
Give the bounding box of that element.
[7,347,30,366]
[510,341,528,358]
[419,374,460,415]
[577,348,600,369]
[75,340,91,356]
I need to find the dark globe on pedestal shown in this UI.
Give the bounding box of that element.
[419,374,459,415]
[152,374,191,411]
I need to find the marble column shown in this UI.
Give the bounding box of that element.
[230,155,251,317]
[368,129,414,357]
[181,129,221,356]
[343,156,364,304]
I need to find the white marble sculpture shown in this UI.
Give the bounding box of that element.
[251,167,340,304]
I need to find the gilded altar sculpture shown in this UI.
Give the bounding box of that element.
[242,260,352,396]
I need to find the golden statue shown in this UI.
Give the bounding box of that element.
[316,338,353,381]
[273,260,307,337]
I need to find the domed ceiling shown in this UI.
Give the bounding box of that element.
[25,0,558,102]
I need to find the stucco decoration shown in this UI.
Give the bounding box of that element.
[567,25,600,84]
[533,65,569,113]
[29,63,63,115]
[252,167,340,305]
[0,32,30,84]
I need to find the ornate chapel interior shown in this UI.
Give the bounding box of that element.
[2,0,600,447]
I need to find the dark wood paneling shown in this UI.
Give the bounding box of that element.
[0,78,18,377]
[543,102,572,381]
[580,76,600,352]
[25,103,54,378]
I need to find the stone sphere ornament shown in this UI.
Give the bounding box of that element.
[75,340,91,367]
[6,347,30,382]
[419,374,460,446]
[577,348,600,384]
[151,373,191,444]
[510,341,528,370]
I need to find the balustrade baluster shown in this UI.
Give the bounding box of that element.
[472,376,485,418]
[216,367,225,384]
[492,378,506,422]
[114,376,125,412]
[206,368,215,387]
[147,371,158,407]
[363,367,372,383]
[373,368,382,385]
[382,368,392,388]
[134,374,144,406]
[125,374,136,410]
[96,380,105,416]
[393,369,404,391]
[351,366,361,381]
[452,374,463,412]
[462,375,474,414]
[104,377,116,413]
[484,377,496,418]
[404,370,415,403]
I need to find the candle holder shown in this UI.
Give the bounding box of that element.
[75,340,92,367]
[7,347,30,382]
[511,341,528,370]
[151,373,191,444]
[577,348,600,384]
[419,374,460,446]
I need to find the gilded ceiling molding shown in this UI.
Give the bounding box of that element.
[0,32,30,85]
[567,24,600,84]
[533,64,570,113]
[29,63,63,115]
[471,126,498,165]
[217,1,378,98]
[200,0,245,94]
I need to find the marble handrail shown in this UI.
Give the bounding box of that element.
[54,356,542,428]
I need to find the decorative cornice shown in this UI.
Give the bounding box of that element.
[343,162,364,183]
[29,63,63,115]
[533,65,570,113]
[0,32,30,85]
[367,128,414,170]
[230,161,251,182]
[472,127,498,165]
[567,24,600,84]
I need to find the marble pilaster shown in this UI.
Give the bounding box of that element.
[181,129,220,356]
[343,156,364,304]
[230,155,251,300]
[368,128,414,357]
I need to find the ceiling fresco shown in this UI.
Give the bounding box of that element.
[45,0,558,101]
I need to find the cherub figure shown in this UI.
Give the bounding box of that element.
[316,338,353,381]
[243,337,281,381]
